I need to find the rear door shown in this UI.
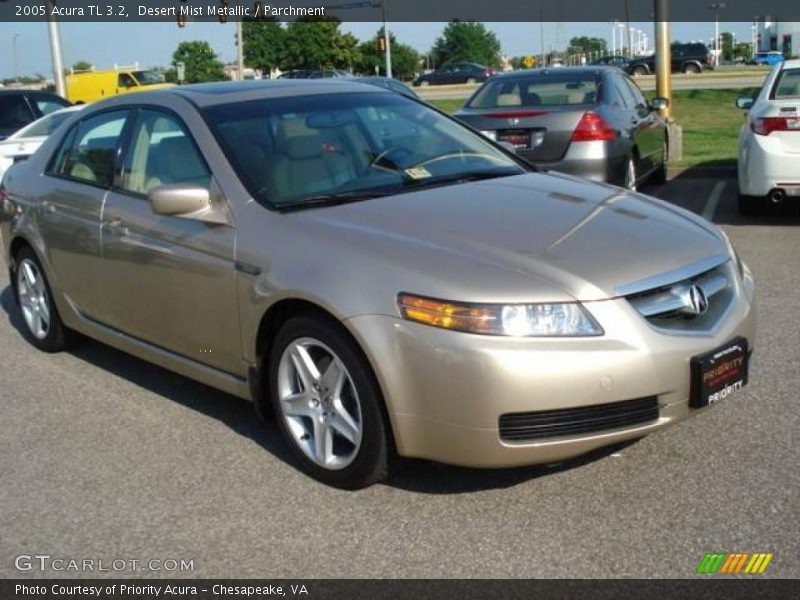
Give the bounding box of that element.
[620,75,663,172]
[38,109,130,319]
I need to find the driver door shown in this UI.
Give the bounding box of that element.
[97,108,241,374]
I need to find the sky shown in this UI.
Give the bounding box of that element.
[0,20,759,80]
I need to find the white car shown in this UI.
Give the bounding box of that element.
[0,105,84,182]
[736,59,800,214]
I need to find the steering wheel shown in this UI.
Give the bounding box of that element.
[364,146,413,174]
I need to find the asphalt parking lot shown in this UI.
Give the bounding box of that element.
[0,173,798,579]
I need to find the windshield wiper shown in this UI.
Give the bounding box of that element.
[275,190,392,213]
[402,170,516,191]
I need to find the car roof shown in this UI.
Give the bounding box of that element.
[491,67,613,79]
[91,80,393,109]
[780,58,800,68]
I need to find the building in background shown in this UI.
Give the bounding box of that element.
[756,19,800,57]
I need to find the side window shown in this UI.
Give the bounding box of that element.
[0,95,34,130]
[613,78,637,109]
[623,77,647,108]
[120,109,210,195]
[118,73,137,88]
[56,110,128,186]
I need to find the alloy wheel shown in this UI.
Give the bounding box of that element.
[17,258,51,340]
[276,337,363,470]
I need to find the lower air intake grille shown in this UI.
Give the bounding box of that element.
[499,396,659,442]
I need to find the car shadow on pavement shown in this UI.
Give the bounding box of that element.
[1,283,640,493]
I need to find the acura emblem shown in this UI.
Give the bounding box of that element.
[676,284,709,316]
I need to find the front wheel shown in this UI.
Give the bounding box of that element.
[466,77,477,85]
[683,63,701,74]
[631,66,648,77]
[268,314,393,489]
[13,246,71,352]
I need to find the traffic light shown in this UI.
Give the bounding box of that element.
[378,38,386,52]
[219,0,229,24]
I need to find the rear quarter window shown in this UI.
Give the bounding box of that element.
[772,69,800,99]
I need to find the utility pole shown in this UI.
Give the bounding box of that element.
[46,0,65,96]
[624,0,632,55]
[540,4,545,67]
[236,20,244,80]
[381,1,392,78]
[12,33,20,83]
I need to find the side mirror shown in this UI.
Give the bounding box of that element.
[736,97,755,110]
[149,184,210,216]
[650,97,669,111]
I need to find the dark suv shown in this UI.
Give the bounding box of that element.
[0,90,70,140]
[627,43,714,76]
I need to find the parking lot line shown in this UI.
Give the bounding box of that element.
[702,181,727,221]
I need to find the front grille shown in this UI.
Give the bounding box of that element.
[626,261,734,332]
[499,396,659,442]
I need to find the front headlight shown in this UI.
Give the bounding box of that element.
[398,294,603,337]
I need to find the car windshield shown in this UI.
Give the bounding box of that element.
[468,74,599,109]
[132,70,165,85]
[13,110,75,138]
[204,91,525,210]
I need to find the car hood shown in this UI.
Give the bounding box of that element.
[296,172,726,302]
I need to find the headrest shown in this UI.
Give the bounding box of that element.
[283,135,323,160]
[497,93,521,107]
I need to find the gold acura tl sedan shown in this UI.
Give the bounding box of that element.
[0,81,755,488]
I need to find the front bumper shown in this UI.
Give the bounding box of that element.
[346,276,756,468]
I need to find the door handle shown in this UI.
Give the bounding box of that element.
[105,218,128,235]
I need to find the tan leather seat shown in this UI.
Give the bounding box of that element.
[268,120,351,200]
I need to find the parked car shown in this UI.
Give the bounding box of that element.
[590,55,633,70]
[736,58,800,214]
[66,68,174,104]
[1,81,755,489]
[0,105,85,182]
[0,90,71,141]
[307,70,352,79]
[627,42,714,75]
[351,76,419,99]
[278,70,314,79]
[751,51,785,67]
[454,67,669,189]
[413,63,494,86]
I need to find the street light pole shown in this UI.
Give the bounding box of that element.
[12,33,20,83]
[381,1,392,78]
[709,3,726,66]
[46,0,66,96]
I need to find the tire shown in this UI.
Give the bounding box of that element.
[623,155,637,191]
[737,194,765,216]
[683,63,701,74]
[13,246,71,353]
[268,314,393,489]
[631,66,648,77]
[652,138,669,184]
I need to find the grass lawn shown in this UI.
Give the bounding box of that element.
[429,87,761,168]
